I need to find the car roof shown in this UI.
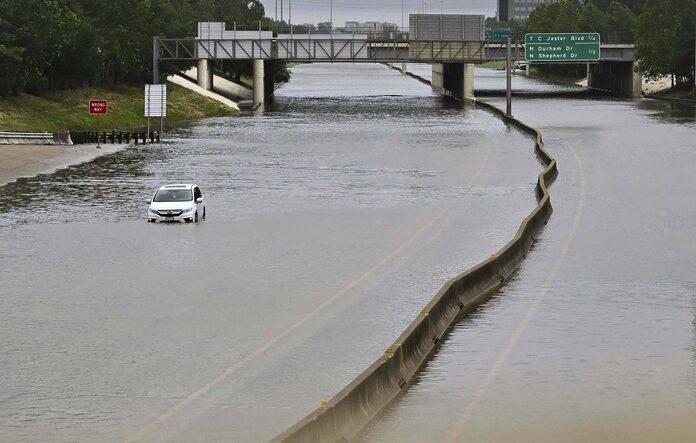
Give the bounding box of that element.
[158,183,196,190]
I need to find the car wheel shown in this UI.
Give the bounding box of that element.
[203,208,206,220]
[194,211,198,223]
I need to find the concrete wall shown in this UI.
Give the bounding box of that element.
[271,97,558,443]
[0,132,72,145]
[264,60,275,103]
[588,61,641,97]
[438,62,475,101]
[431,63,444,93]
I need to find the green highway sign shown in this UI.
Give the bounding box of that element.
[525,33,600,62]
[485,28,512,42]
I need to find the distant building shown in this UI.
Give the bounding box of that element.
[342,20,398,35]
[344,21,359,32]
[498,0,559,21]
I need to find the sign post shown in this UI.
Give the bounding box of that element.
[525,33,600,62]
[506,38,512,117]
[145,84,167,147]
[89,100,108,148]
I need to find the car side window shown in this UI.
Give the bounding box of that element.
[194,187,201,199]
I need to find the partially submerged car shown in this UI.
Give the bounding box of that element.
[147,184,206,223]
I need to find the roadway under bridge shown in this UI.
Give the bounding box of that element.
[154,20,637,107]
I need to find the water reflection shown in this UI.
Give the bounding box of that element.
[635,97,696,125]
[0,147,159,227]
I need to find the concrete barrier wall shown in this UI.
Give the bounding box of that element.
[272,81,557,443]
[0,131,73,145]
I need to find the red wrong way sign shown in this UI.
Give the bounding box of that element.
[89,100,108,115]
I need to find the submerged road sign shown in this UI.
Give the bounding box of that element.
[525,33,600,62]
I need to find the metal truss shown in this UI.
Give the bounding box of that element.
[158,37,482,63]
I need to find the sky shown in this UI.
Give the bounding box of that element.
[258,0,497,28]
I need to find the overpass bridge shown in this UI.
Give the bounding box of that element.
[154,19,638,106]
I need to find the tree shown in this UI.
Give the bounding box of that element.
[635,0,695,84]
[527,3,561,33]
[553,0,582,32]
[605,1,636,42]
[577,1,606,34]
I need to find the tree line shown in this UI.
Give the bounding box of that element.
[492,0,696,87]
[0,0,276,97]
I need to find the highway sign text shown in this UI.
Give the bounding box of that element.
[525,33,600,62]
[89,100,108,114]
[486,28,512,42]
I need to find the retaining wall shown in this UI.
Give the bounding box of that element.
[272,79,557,443]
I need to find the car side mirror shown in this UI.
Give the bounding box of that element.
[196,197,203,203]
[147,199,151,204]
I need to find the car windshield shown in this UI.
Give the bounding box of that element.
[153,189,193,202]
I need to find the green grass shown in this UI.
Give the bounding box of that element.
[239,75,254,88]
[652,85,696,100]
[478,61,507,69]
[0,82,236,132]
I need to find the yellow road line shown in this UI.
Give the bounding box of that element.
[445,141,585,443]
[127,131,491,442]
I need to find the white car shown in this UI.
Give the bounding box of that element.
[147,184,206,223]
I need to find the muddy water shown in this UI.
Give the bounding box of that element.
[358,74,696,442]
[0,64,541,442]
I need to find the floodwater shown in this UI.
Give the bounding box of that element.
[404,63,586,95]
[358,71,696,442]
[0,64,542,442]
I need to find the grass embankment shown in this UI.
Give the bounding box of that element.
[0,82,236,132]
[478,61,507,69]
[650,85,696,101]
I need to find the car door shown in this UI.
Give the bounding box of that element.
[193,186,203,216]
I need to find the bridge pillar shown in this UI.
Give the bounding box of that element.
[264,60,275,103]
[253,59,264,108]
[197,59,213,90]
[632,69,643,97]
[588,61,641,97]
[438,63,475,101]
[432,63,444,93]
[463,63,475,100]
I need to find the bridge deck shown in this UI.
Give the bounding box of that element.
[158,38,635,63]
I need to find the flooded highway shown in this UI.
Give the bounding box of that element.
[358,73,696,442]
[0,64,542,442]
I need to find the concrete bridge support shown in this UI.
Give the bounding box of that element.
[253,59,264,107]
[197,59,213,90]
[588,61,642,97]
[436,62,475,101]
[264,60,275,104]
[463,63,475,99]
[432,63,444,93]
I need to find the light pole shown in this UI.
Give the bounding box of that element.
[330,0,333,33]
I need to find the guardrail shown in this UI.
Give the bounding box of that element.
[0,131,71,145]
[69,131,160,145]
[272,95,557,442]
